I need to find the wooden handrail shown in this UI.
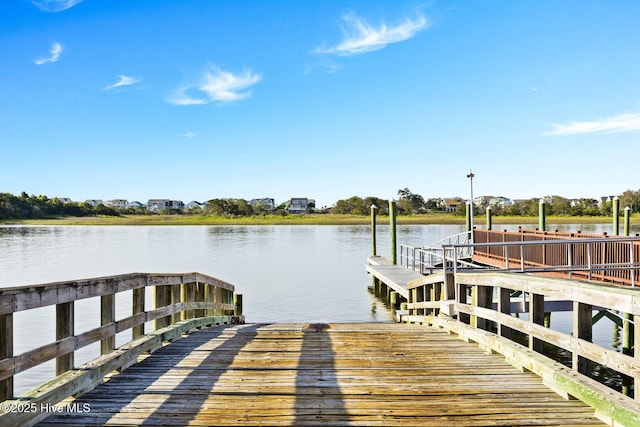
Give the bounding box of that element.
[0,272,242,403]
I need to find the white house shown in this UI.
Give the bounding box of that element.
[85,199,103,207]
[186,201,204,209]
[104,199,129,209]
[287,198,315,213]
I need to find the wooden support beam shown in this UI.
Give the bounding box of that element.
[573,301,593,375]
[0,313,13,401]
[530,293,545,353]
[56,301,74,376]
[498,287,512,339]
[100,294,115,355]
[152,285,170,330]
[132,287,145,339]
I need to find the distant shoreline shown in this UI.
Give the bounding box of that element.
[0,214,632,226]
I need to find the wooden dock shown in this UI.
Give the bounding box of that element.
[37,323,604,426]
[366,256,422,300]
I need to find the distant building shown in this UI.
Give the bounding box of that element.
[85,199,103,207]
[186,201,204,209]
[104,199,129,209]
[127,201,145,209]
[250,198,275,211]
[440,197,463,212]
[56,197,72,204]
[147,199,184,211]
[287,198,315,213]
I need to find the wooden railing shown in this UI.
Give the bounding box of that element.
[473,229,640,286]
[405,271,640,426]
[0,272,242,426]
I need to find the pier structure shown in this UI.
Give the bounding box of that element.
[1,227,640,425]
[367,227,640,426]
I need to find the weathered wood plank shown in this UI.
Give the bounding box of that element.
[37,323,604,427]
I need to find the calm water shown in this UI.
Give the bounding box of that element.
[0,222,634,394]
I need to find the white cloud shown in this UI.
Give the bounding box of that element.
[104,75,141,90]
[314,12,429,56]
[32,0,83,13]
[168,67,261,106]
[545,112,640,136]
[34,42,63,65]
[182,132,198,138]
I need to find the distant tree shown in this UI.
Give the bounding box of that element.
[396,188,425,215]
[620,189,640,214]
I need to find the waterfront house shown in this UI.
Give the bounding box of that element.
[250,198,275,211]
[287,198,315,213]
[105,199,129,209]
[440,197,463,212]
[85,199,103,207]
[147,199,184,211]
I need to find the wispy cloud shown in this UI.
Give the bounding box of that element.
[182,131,198,138]
[34,42,63,65]
[168,67,261,105]
[314,12,429,56]
[104,75,141,90]
[32,0,83,13]
[545,112,640,136]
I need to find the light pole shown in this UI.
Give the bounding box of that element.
[467,170,474,243]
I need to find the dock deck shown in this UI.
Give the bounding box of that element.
[366,256,422,299]
[38,323,604,426]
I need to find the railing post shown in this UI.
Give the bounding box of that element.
[181,282,196,320]
[530,294,544,353]
[486,206,492,230]
[635,312,640,402]
[0,313,13,401]
[234,293,243,316]
[195,281,206,318]
[132,287,145,339]
[56,301,74,375]
[171,284,180,324]
[100,294,115,355]
[567,243,573,280]
[497,287,511,339]
[153,285,170,330]
[572,301,593,375]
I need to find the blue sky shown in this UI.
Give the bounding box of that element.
[1,0,639,208]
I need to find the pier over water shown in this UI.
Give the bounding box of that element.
[1,227,640,425]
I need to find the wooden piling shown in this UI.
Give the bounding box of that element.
[486,206,492,230]
[370,204,378,256]
[538,199,546,232]
[389,200,397,265]
[573,301,593,375]
[624,206,631,237]
[613,196,620,236]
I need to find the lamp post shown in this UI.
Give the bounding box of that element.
[467,170,475,243]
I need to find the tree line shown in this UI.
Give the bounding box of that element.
[2,189,640,220]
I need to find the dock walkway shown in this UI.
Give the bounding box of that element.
[366,256,422,300]
[39,323,604,426]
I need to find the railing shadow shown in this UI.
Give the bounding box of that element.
[294,324,350,425]
[37,323,262,426]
